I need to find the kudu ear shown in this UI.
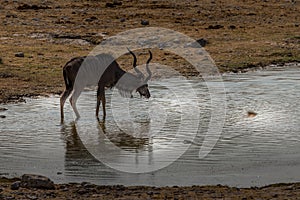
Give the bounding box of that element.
[127,48,144,79]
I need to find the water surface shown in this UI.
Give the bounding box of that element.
[0,64,299,187]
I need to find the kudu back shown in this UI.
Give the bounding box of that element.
[60,49,152,122]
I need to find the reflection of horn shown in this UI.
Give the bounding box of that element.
[127,48,144,79]
[145,50,152,82]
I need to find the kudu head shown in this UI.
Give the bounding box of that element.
[127,48,152,98]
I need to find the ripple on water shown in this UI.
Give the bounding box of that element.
[0,66,300,187]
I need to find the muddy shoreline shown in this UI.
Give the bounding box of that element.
[1,176,300,200]
[0,62,299,104]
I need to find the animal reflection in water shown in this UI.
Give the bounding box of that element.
[60,120,153,170]
[97,120,151,150]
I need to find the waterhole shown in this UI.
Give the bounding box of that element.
[0,65,299,187]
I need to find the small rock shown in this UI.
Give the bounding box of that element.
[15,52,24,57]
[247,111,257,118]
[85,16,97,22]
[228,25,236,29]
[39,66,48,69]
[16,191,24,195]
[0,107,7,112]
[196,38,208,47]
[59,185,66,190]
[11,181,21,190]
[61,188,69,192]
[0,72,14,78]
[147,191,154,195]
[120,17,126,22]
[57,171,62,175]
[32,18,40,22]
[141,20,149,25]
[81,182,95,189]
[77,188,88,195]
[184,38,208,48]
[44,191,56,198]
[6,13,17,18]
[105,2,115,7]
[21,174,55,190]
[206,24,224,29]
[17,4,51,10]
[105,1,122,8]
[26,195,38,200]
[113,0,122,5]
[0,115,6,118]
[85,18,93,22]
[90,16,97,20]
[81,182,90,186]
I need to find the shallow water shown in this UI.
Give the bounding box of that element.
[0,64,300,187]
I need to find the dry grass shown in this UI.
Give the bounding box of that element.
[0,0,299,102]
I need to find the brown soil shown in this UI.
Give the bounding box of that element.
[1,177,300,200]
[0,0,300,198]
[0,0,300,103]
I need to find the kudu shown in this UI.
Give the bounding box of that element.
[60,49,152,122]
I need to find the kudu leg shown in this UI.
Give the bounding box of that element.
[69,89,82,120]
[102,93,106,118]
[60,89,72,123]
[96,86,106,119]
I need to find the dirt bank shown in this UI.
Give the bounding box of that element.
[0,0,299,103]
[1,176,300,200]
